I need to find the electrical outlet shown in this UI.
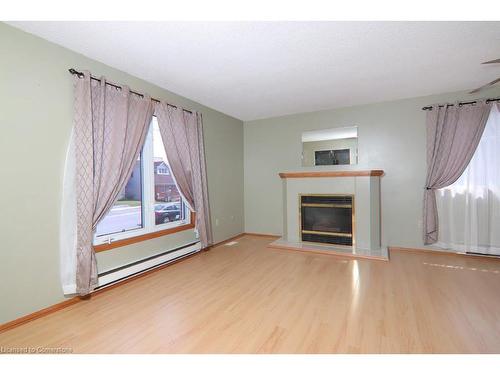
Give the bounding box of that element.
[215,218,219,227]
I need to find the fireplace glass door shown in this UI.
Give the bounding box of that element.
[300,195,353,246]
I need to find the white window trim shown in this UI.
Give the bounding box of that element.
[93,123,191,246]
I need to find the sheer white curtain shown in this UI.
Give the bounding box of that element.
[436,103,500,255]
[60,129,77,294]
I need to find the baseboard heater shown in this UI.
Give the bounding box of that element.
[466,251,500,257]
[97,241,201,289]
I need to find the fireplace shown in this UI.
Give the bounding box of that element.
[273,170,384,259]
[300,194,354,246]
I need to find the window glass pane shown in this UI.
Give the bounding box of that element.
[95,154,143,236]
[152,119,184,225]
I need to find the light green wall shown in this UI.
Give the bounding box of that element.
[0,23,244,324]
[244,86,500,246]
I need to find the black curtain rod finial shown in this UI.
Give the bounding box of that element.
[68,68,84,77]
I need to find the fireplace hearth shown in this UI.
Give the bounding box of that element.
[300,194,353,246]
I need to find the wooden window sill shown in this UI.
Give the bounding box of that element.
[94,212,196,252]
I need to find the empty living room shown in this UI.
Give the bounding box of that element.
[1,1,500,372]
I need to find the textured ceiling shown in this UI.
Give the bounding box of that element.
[8,21,500,121]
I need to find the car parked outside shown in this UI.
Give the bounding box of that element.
[154,202,181,224]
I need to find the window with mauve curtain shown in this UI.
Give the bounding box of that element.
[436,104,500,255]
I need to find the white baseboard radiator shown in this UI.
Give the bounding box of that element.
[97,241,201,289]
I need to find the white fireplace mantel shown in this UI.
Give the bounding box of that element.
[271,170,387,260]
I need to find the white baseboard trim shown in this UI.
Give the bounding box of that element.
[97,241,201,288]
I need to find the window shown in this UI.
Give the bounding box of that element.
[94,117,191,246]
[95,154,143,237]
[436,104,500,255]
[152,120,186,226]
[157,166,169,175]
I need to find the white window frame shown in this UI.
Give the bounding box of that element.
[93,121,191,246]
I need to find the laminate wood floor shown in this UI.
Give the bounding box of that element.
[1,235,499,353]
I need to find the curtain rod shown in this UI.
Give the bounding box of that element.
[68,68,192,114]
[422,97,500,111]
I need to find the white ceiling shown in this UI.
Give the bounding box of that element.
[8,21,500,121]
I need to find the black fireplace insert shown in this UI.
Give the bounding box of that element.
[300,194,353,246]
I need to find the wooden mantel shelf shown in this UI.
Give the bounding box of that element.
[279,170,384,179]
